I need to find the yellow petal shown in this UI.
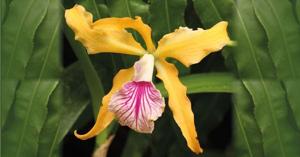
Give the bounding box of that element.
[154,21,231,67]
[65,5,148,56]
[75,67,134,140]
[93,16,155,52]
[155,59,203,154]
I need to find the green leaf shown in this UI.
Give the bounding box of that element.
[251,0,300,78]
[283,80,300,129]
[243,81,300,156]
[107,0,149,21]
[1,0,50,128]
[250,0,300,147]
[233,82,264,157]
[250,0,300,136]
[297,0,300,22]
[1,0,62,156]
[85,0,102,19]
[37,63,90,157]
[156,73,236,97]
[25,0,62,79]
[232,1,276,79]
[193,0,233,28]
[1,0,6,22]
[230,1,300,156]
[2,80,58,157]
[149,0,186,41]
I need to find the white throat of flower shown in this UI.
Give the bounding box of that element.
[133,54,155,82]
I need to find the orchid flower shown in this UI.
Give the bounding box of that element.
[65,4,231,154]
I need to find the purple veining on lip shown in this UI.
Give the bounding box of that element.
[109,81,165,133]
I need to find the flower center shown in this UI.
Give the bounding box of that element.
[133,54,155,82]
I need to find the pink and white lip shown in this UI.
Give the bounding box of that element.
[109,54,165,133]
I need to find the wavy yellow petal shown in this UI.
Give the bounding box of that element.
[154,21,231,67]
[65,5,147,56]
[75,68,134,140]
[93,16,155,52]
[155,59,203,154]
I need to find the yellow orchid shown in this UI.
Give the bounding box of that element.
[65,4,231,154]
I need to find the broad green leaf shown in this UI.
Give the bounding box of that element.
[2,80,58,157]
[251,0,300,78]
[149,0,186,41]
[231,0,276,79]
[284,80,300,129]
[97,4,110,18]
[84,0,103,19]
[156,73,236,97]
[1,0,6,22]
[297,0,300,22]
[37,63,90,157]
[244,81,300,156]
[193,0,233,28]
[25,0,62,79]
[107,0,149,21]
[1,0,50,128]
[233,82,264,157]
[80,0,110,18]
[1,0,62,156]
[251,0,300,134]
[231,0,300,156]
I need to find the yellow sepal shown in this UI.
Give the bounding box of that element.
[65,5,148,56]
[155,59,203,154]
[93,16,155,52]
[75,68,134,140]
[154,21,231,67]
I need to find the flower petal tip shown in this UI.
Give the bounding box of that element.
[228,40,237,46]
[74,130,86,140]
[190,141,203,154]
[197,148,204,154]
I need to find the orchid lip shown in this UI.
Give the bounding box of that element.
[109,54,164,133]
[109,81,165,133]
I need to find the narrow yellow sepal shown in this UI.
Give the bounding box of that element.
[155,59,203,154]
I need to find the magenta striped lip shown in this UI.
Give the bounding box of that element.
[109,81,165,133]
